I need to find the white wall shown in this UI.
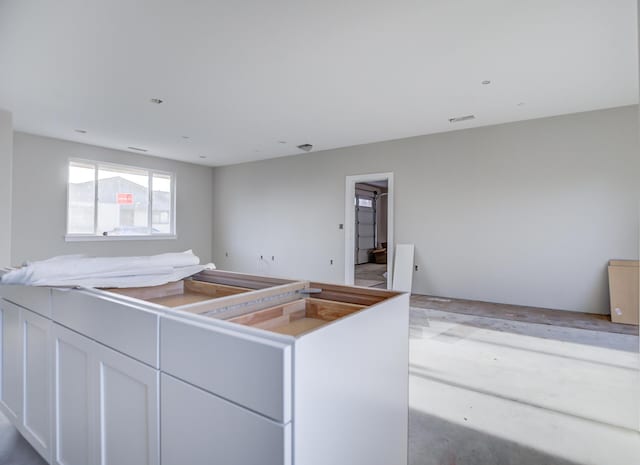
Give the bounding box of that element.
[0,109,12,267]
[11,132,214,264]
[212,106,640,314]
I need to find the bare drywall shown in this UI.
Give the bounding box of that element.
[11,133,213,265]
[0,109,12,267]
[212,106,640,314]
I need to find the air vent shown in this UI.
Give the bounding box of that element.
[127,146,148,152]
[297,144,313,152]
[448,115,475,123]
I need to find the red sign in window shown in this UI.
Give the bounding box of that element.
[117,193,133,205]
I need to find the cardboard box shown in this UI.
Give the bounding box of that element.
[608,260,639,325]
[372,248,387,264]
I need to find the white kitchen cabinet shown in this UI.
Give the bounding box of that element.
[21,308,53,461]
[161,373,291,465]
[110,272,409,465]
[0,298,21,423]
[94,340,159,465]
[0,298,53,462]
[161,314,292,422]
[1,269,409,465]
[52,323,95,465]
[52,289,159,368]
[1,284,52,318]
[52,322,159,465]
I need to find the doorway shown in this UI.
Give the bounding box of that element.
[345,173,394,288]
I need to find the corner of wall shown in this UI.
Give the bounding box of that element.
[0,108,12,267]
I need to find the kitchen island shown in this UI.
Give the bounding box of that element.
[0,269,409,465]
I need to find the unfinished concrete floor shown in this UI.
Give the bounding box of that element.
[0,413,46,465]
[354,262,387,287]
[410,296,640,465]
[2,297,639,465]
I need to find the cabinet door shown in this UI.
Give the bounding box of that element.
[95,343,159,465]
[21,307,53,461]
[161,374,291,465]
[53,323,96,465]
[0,298,21,423]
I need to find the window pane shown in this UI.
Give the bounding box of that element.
[68,163,96,234]
[152,173,172,234]
[97,166,149,236]
[358,198,373,208]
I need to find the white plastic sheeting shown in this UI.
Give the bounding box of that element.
[0,250,215,288]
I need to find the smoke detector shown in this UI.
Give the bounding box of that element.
[297,144,313,152]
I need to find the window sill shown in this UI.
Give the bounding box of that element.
[65,234,177,242]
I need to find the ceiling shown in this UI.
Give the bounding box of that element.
[0,0,637,167]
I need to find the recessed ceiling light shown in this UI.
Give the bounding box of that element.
[150,98,164,104]
[74,129,87,133]
[199,155,207,159]
[297,144,313,152]
[448,115,475,123]
[481,80,491,85]
[278,140,287,144]
[127,146,148,152]
[182,135,190,140]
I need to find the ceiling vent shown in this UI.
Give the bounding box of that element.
[297,144,313,152]
[448,115,475,123]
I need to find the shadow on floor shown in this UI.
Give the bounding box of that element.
[0,412,46,465]
[409,408,582,465]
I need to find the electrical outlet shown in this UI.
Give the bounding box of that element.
[338,224,344,229]
[271,256,275,261]
[330,259,334,265]
[225,252,228,257]
[260,255,263,260]
[415,265,419,271]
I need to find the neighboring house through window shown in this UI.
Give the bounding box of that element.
[67,159,175,239]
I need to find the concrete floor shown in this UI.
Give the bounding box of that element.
[2,301,639,465]
[354,262,387,287]
[0,414,46,465]
[410,306,640,465]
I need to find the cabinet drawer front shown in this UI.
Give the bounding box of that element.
[52,290,159,368]
[0,285,51,318]
[161,316,292,423]
[161,374,291,465]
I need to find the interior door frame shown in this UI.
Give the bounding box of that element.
[344,172,394,288]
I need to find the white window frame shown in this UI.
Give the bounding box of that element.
[65,158,177,241]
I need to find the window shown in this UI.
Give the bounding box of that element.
[357,197,373,208]
[67,159,175,239]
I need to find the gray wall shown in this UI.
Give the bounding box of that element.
[0,109,12,267]
[11,133,213,265]
[212,106,640,314]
